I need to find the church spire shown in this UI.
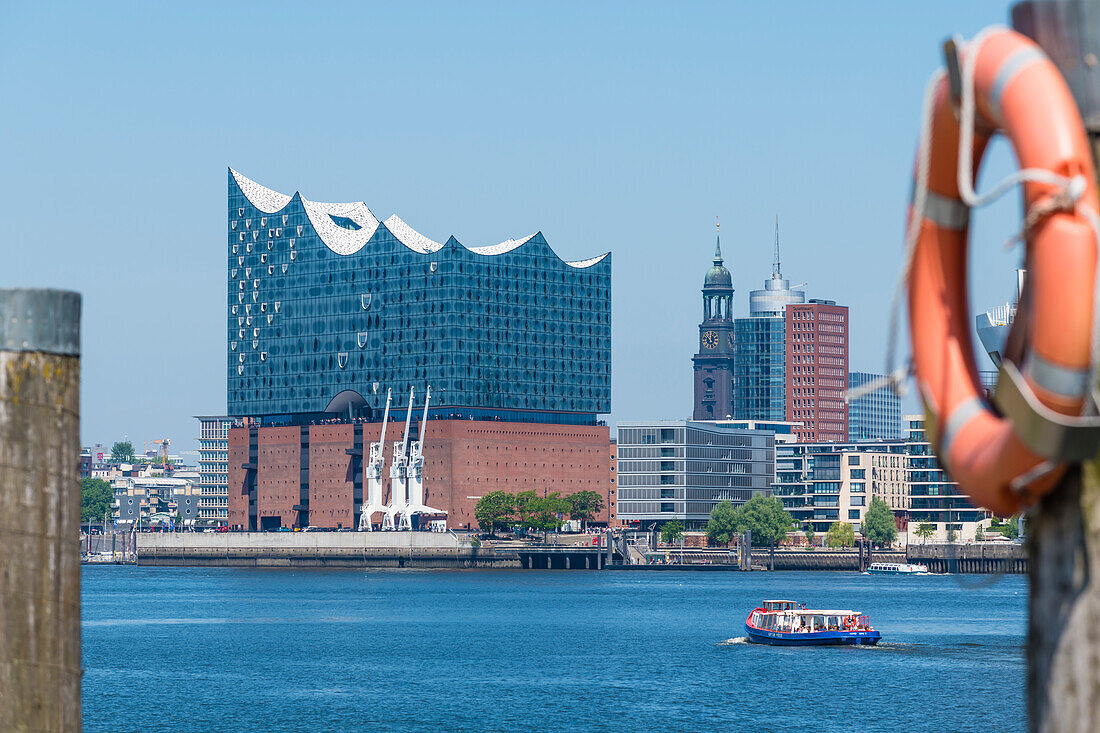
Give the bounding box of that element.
[772,214,781,277]
[714,215,723,265]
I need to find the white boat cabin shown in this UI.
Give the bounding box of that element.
[752,601,867,633]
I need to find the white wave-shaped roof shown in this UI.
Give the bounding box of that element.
[301,198,380,256]
[565,253,611,269]
[383,215,444,254]
[231,169,291,213]
[231,169,609,266]
[467,234,537,256]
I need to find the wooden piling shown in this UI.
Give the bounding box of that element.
[1008,3,1100,730]
[0,289,81,732]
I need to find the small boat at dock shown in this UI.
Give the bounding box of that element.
[867,562,928,575]
[745,600,881,646]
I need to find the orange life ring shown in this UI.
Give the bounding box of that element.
[908,28,1099,516]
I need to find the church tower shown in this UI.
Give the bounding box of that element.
[692,220,736,420]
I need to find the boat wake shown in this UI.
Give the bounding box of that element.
[715,637,750,646]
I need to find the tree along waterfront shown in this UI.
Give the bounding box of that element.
[474,490,604,535]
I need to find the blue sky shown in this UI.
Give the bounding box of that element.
[0,1,1025,456]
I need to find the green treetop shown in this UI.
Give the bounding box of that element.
[861,496,898,547]
[110,441,135,463]
[566,490,604,530]
[474,491,515,534]
[915,522,936,543]
[81,478,114,523]
[729,493,794,548]
[660,519,684,545]
[825,521,856,548]
[705,500,739,545]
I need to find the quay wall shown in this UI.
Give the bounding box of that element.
[136,532,518,569]
[906,543,1027,574]
[749,550,905,571]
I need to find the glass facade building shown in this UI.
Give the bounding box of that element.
[227,170,611,423]
[730,226,804,422]
[847,372,902,440]
[731,317,787,421]
[616,420,774,529]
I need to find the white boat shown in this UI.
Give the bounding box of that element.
[867,562,928,575]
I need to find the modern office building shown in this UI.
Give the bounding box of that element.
[227,169,610,424]
[773,442,909,535]
[732,220,805,421]
[692,228,736,420]
[775,442,897,533]
[195,415,233,525]
[905,414,991,543]
[847,372,902,440]
[785,299,849,442]
[773,417,990,542]
[224,170,614,530]
[615,420,775,529]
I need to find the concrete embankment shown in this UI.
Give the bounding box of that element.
[906,543,1027,574]
[748,550,906,571]
[137,532,518,569]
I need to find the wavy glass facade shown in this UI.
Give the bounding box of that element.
[227,170,611,423]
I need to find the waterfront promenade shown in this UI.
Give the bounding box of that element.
[128,532,1028,573]
[136,531,515,569]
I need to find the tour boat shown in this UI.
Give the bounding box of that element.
[745,600,881,646]
[867,562,928,575]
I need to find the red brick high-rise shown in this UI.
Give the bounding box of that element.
[785,299,848,442]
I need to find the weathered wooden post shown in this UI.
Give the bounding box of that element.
[1011,2,1100,730]
[0,288,82,732]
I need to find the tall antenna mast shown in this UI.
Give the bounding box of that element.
[773,214,781,278]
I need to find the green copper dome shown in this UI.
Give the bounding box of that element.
[704,235,732,288]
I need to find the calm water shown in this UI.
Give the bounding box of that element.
[81,566,1026,732]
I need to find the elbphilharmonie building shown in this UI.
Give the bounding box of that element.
[227,169,611,424]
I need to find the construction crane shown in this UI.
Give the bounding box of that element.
[357,389,391,531]
[153,438,171,473]
[402,386,446,530]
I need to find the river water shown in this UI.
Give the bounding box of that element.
[81,566,1026,732]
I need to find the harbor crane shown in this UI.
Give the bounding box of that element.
[357,389,391,531]
[381,387,414,531]
[401,386,446,529]
[153,438,171,473]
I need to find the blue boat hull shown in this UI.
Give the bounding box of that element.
[744,624,881,646]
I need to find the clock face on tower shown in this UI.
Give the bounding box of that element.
[727,332,735,349]
[702,330,719,350]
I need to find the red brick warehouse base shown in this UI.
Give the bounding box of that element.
[228,420,614,530]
